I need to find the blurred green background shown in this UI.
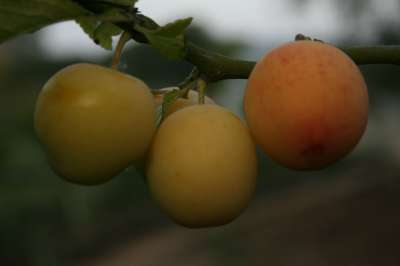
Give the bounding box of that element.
[1,0,400,265]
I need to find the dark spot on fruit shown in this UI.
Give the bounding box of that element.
[301,143,325,156]
[280,56,289,65]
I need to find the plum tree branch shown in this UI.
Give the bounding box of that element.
[341,46,400,65]
[118,15,400,83]
[185,44,400,82]
[185,43,255,82]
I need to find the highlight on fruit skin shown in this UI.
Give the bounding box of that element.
[34,63,156,185]
[146,104,257,228]
[154,87,215,117]
[244,40,369,170]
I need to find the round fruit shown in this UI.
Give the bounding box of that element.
[146,105,257,228]
[35,63,156,185]
[154,87,215,117]
[244,41,368,170]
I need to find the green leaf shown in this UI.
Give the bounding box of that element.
[95,7,133,22]
[101,0,138,6]
[162,88,181,115]
[76,17,98,39]
[135,17,193,60]
[157,17,193,37]
[78,0,138,8]
[93,22,122,49]
[146,34,186,59]
[76,7,131,49]
[155,88,181,127]
[155,87,187,127]
[155,105,163,128]
[0,0,92,43]
[76,1,135,20]
[77,17,122,49]
[75,0,138,14]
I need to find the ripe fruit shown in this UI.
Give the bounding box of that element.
[154,87,215,117]
[244,41,368,170]
[146,105,257,228]
[35,63,156,185]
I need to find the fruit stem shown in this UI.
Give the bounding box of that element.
[111,31,132,70]
[178,68,199,98]
[197,78,207,104]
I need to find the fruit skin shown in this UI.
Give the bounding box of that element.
[154,87,215,117]
[244,41,369,170]
[146,105,257,228]
[35,63,156,185]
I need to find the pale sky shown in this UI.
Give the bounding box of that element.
[38,0,400,59]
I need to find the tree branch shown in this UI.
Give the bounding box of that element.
[341,46,400,65]
[118,16,400,83]
[184,43,255,82]
[185,44,400,82]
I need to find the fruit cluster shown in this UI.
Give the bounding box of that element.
[34,41,368,228]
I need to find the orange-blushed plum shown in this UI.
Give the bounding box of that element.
[244,41,368,170]
[35,63,156,185]
[154,87,215,117]
[146,105,257,228]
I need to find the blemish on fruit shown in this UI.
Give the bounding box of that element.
[301,142,325,156]
[317,62,327,75]
[280,56,289,65]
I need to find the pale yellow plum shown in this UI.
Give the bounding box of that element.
[154,87,215,117]
[35,63,156,185]
[244,41,368,170]
[146,105,257,228]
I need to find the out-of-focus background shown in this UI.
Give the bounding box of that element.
[1,0,400,265]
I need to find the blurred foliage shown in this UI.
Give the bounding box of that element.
[0,2,400,265]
